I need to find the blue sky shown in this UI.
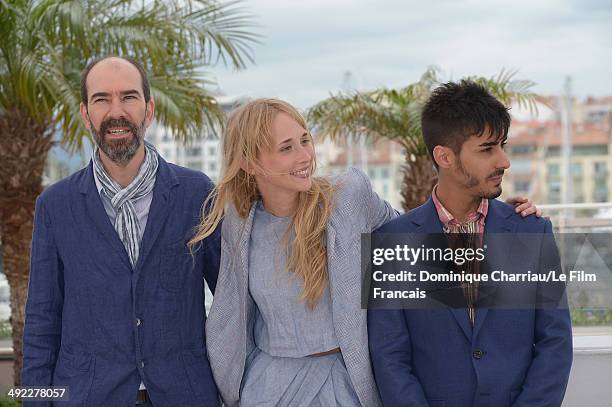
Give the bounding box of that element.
[214,0,612,109]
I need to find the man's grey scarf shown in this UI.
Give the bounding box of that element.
[92,141,159,267]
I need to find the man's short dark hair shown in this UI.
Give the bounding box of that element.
[421,80,511,167]
[80,56,151,107]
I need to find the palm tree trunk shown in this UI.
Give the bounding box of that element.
[0,109,54,385]
[400,152,438,211]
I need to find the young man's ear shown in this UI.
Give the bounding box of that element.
[79,102,91,130]
[432,145,455,169]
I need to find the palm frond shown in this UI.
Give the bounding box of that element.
[149,66,225,143]
[0,0,260,150]
[308,66,538,156]
[465,69,539,115]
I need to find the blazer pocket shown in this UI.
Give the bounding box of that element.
[159,241,190,291]
[52,347,95,404]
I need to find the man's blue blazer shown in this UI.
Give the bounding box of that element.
[22,156,221,406]
[368,198,572,407]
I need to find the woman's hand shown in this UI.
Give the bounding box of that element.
[505,196,542,218]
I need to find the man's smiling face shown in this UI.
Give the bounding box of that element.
[80,57,154,165]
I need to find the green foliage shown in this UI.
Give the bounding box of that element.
[571,309,612,326]
[0,0,261,150]
[0,320,11,339]
[0,399,21,407]
[307,67,538,156]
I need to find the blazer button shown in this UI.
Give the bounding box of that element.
[473,349,484,359]
[140,361,145,369]
[136,318,142,327]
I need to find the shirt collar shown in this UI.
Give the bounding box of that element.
[431,185,489,226]
[93,161,104,195]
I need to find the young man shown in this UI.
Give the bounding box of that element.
[368,81,572,407]
[22,57,220,406]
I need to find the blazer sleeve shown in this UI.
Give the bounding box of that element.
[22,197,64,392]
[511,219,573,407]
[368,307,430,407]
[349,168,399,231]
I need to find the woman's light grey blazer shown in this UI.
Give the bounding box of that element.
[205,168,397,406]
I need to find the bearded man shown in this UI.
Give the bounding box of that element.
[22,57,221,407]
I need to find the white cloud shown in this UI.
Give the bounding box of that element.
[214,0,612,108]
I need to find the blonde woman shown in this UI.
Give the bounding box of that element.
[190,99,540,406]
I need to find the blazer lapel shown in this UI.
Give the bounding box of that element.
[136,157,179,271]
[472,200,518,342]
[412,199,473,341]
[410,198,444,234]
[78,161,132,269]
[238,203,257,285]
[327,217,371,402]
[230,202,258,362]
[326,223,338,294]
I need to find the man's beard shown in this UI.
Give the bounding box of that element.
[90,116,146,166]
[457,158,504,199]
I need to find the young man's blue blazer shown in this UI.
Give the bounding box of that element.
[22,156,221,406]
[368,198,573,407]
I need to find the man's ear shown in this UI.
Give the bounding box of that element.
[432,145,455,169]
[79,102,91,130]
[144,97,155,128]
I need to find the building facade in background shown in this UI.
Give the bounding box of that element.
[504,95,612,205]
[315,136,404,210]
[149,95,250,182]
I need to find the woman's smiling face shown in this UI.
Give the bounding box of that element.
[253,111,315,202]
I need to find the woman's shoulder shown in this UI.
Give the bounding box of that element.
[327,167,372,201]
[323,168,375,225]
[220,201,255,245]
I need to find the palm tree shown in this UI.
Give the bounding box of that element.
[0,0,259,384]
[308,67,538,211]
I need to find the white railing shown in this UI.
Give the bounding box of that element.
[538,202,612,230]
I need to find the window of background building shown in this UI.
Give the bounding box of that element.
[547,163,560,178]
[381,168,389,179]
[187,160,203,170]
[594,162,607,175]
[548,180,561,204]
[545,146,560,157]
[187,147,202,156]
[593,176,608,202]
[574,145,608,156]
[511,160,532,174]
[510,145,533,155]
[514,180,530,193]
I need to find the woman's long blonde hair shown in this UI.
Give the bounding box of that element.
[189,98,334,309]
